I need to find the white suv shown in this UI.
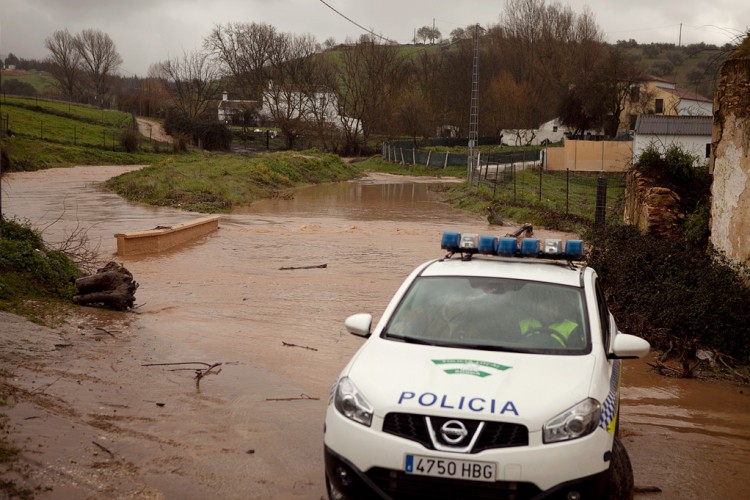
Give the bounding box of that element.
[324,232,650,499]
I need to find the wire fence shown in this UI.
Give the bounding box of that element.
[475,163,626,224]
[381,139,534,169]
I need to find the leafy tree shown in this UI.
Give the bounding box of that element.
[416,26,441,44]
[4,53,19,67]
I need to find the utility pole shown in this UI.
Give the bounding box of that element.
[467,24,480,184]
[678,23,682,47]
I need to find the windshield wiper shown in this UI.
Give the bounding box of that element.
[383,333,439,346]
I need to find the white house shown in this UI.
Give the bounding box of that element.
[259,82,354,130]
[217,91,258,125]
[633,115,712,167]
[501,118,602,146]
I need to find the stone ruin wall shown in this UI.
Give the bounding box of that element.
[623,170,683,238]
[710,41,750,264]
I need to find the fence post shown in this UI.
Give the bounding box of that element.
[443,152,449,169]
[566,169,570,214]
[513,164,517,202]
[594,176,608,230]
[412,148,416,166]
[426,151,431,167]
[538,165,542,202]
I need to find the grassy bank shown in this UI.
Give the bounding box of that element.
[0,95,176,170]
[0,217,81,319]
[105,150,363,213]
[355,156,624,232]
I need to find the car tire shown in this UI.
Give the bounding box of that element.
[325,474,347,500]
[608,437,635,500]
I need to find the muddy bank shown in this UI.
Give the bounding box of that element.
[1,166,750,499]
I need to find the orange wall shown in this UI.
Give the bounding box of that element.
[546,140,632,171]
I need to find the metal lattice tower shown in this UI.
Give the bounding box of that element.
[467,24,480,184]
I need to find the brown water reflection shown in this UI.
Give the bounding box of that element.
[2,166,749,499]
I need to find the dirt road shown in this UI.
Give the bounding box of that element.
[1,167,749,499]
[136,118,172,143]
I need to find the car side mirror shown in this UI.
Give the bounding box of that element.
[345,313,372,338]
[609,332,650,359]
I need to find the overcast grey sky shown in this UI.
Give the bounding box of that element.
[1,0,747,76]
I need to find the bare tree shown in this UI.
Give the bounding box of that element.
[44,29,82,100]
[151,50,220,121]
[74,29,122,106]
[263,33,322,149]
[203,22,280,100]
[335,35,406,153]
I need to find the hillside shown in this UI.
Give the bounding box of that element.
[0,96,174,171]
[0,69,58,97]
[617,41,729,99]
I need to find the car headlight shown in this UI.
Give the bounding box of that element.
[543,398,601,444]
[334,376,373,427]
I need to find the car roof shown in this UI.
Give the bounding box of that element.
[418,256,586,287]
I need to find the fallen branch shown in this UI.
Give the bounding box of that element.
[717,354,750,383]
[92,441,115,458]
[95,327,117,338]
[279,264,327,271]
[266,393,320,402]
[142,361,223,390]
[282,341,318,351]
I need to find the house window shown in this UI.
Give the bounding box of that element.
[655,99,664,114]
[706,143,711,158]
[552,126,558,132]
[629,86,640,103]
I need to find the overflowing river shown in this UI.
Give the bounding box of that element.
[2,166,749,499]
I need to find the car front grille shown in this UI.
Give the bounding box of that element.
[382,412,528,452]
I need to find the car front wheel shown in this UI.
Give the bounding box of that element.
[608,437,635,500]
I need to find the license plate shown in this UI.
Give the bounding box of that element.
[405,454,497,482]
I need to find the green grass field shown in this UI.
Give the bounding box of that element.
[1,69,57,93]
[0,96,175,170]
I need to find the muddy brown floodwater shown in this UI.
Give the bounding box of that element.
[1,166,749,499]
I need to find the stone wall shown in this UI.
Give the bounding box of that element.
[710,38,750,264]
[623,170,683,238]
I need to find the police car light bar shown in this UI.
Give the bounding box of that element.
[441,232,584,260]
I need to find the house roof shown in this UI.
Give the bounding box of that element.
[634,115,713,136]
[663,86,712,103]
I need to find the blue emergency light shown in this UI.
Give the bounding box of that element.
[441,231,585,260]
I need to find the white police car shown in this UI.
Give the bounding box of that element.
[324,232,650,499]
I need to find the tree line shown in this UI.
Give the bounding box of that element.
[6,0,733,154]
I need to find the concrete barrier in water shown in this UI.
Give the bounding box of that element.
[114,215,220,256]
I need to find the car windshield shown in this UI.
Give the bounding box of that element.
[383,276,589,354]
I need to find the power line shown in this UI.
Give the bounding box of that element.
[317,0,397,44]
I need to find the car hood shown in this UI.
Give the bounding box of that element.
[346,337,598,430]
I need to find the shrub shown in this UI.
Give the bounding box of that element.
[120,128,139,152]
[634,144,711,212]
[587,225,750,367]
[0,217,81,305]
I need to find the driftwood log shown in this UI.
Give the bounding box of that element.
[73,261,139,310]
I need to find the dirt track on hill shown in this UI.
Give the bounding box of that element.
[136,118,172,143]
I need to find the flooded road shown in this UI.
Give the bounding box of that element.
[2,166,749,499]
